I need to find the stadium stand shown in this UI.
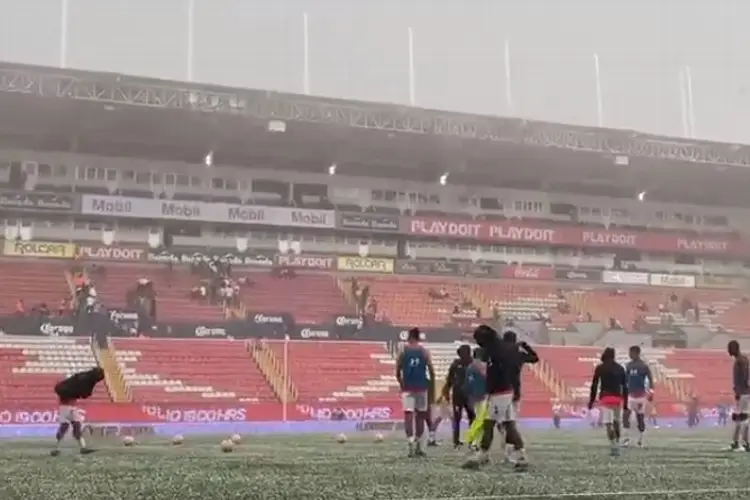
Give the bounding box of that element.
[0,336,108,402]
[237,273,352,324]
[111,338,276,402]
[87,262,226,323]
[265,340,397,402]
[0,260,72,316]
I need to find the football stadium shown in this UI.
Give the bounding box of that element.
[1,3,750,499]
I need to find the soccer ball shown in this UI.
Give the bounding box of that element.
[374,433,384,443]
[336,433,347,444]
[123,436,135,447]
[230,433,242,445]
[220,439,234,453]
[172,434,184,446]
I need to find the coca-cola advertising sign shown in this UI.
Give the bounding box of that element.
[407,216,750,256]
[500,265,554,280]
[275,253,335,269]
[77,244,146,261]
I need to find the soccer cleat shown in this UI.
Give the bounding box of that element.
[50,449,60,457]
[726,442,741,452]
[513,458,529,472]
[427,439,438,447]
[621,437,630,447]
[743,443,750,452]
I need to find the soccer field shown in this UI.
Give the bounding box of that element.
[0,428,748,500]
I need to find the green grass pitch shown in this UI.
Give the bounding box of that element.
[0,428,749,500]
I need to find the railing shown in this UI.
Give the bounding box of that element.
[248,340,298,402]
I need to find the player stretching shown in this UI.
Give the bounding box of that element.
[396,328,435,457]
[622,345,654,448]
[727,340,750,452]
[464,325,528,471]
[50,367,106,456]
[588,347,628,457]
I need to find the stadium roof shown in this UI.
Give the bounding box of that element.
[2,60,750,207]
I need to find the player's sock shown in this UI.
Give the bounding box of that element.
[71,421,86,449]
[54,422,70,448]
[479,420,495,452]
[404,411,414,441]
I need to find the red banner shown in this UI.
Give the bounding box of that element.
[408,217,748,256]
[0,399,687,424]
[0,401,401,425]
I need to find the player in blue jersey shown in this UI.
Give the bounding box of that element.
[622,345,654,448]
[396,327,435,457]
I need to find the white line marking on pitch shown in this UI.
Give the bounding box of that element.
[405,487,750,500]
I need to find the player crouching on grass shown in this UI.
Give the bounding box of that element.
[50,366,105,456]
[588,347,628,457]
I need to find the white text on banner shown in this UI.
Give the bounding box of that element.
[80,195,334,228]
[649,273,696,288]
[602,270,650,285]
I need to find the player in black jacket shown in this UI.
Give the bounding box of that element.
[588,347,628,456]
[499,330,539,461]
[51,367,105,456]
[464,325,528,471]
[442,344,476,448]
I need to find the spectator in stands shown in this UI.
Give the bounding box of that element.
[658,303,667,314]
[609,317,623,330]
[38,303,50,318]
[706,305,716,316]
[669,292,678,304]
[636,300,648,312]
[15,299,25,317]
[58,299,69,317]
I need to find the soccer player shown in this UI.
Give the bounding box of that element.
[50,366,106,456]
[465,347,487,450]
[622,345,654,448]
[727,340,750,451]
[396,327,435,457]
[442,344,476,448]
[499,330,538,460]
[588,347,628,456]
[463,325,528,471]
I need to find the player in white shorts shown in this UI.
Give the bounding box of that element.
[51,367,105,456]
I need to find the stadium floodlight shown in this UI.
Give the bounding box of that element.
[204,150,214,167]
[637,191,647,202]
[4,222,18,240]
[18,223,32,242]
[358,242,369,258]
[235,237,248,253]
[439,173,449,186]
[147,229,162,249]
[101,229,115,246]
[328,164,337,176]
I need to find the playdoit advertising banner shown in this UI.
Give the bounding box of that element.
[3,239,76,259]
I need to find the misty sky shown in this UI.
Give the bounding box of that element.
[0,0,748,144]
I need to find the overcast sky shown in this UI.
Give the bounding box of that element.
[0,0,748,144]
